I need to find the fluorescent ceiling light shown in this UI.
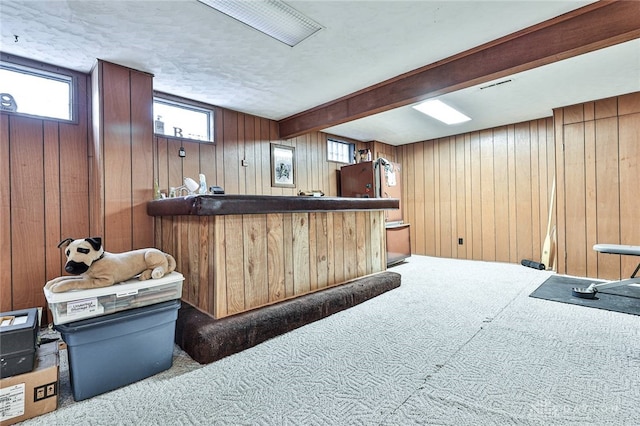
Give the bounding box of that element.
[198,0,322,47]
[413,100,471,125]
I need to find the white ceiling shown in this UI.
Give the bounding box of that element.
[1,1,638,145]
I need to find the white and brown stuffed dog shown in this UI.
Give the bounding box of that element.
[44,237,176,293]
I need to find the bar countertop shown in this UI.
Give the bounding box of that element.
[147,194,399,216]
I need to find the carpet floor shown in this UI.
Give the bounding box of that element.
[20,256,640,425]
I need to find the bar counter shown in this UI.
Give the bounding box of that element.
[147,194,399,216]
[147,194,399,319]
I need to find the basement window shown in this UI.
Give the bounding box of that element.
[0,60,74,121]
[153,94,214,143]
[327,138,355,164]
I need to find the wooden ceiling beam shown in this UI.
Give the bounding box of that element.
[278,0,640,139]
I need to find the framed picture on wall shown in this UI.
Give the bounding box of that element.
[271,144,296,188]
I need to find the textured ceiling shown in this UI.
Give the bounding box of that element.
[1,1,638,145]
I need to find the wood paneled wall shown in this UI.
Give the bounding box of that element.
[368,140,399,163]
[1,57,364,313]
[154,113,366,198]
[91,61,155,253]
[399,119,556,266]
[3,52,637,313]
[1,73,91,312]
[555,92,640,279]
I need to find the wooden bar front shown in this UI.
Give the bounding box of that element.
[147,195,399,319]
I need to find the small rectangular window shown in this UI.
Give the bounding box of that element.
[327,138,355,164]
[0,61,73,121]
[153,95,214,143]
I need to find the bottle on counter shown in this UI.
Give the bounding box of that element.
[153,179,162,200]
[198,173,208,194]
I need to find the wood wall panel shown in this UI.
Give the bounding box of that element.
[355,211,367,277]
[332,213,345,284]
[400,117,556,267]
[594,117,619,278]
[93,61,155,255]
[130,70,155,249]
[455,135,467,259]
[267,213,285,300]
[413,143,427,255]
[2,68,90,312]
[514,123,534,263]
[283,213,294,297]
[0,114,10,311]
[10,117,46,309]
[506,127,518,263]
[213,216,227,317]
[308,212,318,291]
[102,62,133,253]
[442,139,455,258]
[43,122,62,285]
[315,213,329,287]
[292,213,311,295]
[529,122,541,265]
[557,92,640,279]
[463,134,473,260]
[618,111,640,276]
[493,128,510,262]
[154,110,366,200]
[479,130,495,261]
[244,214,268,308]
[563,122,587,276]
[1,59,152,313]
[225,215,245,315]
[59,118,90,241]
[469,132,482,260]
[343,212,357,280]
[583,120,598,278]
[536,119,554,268]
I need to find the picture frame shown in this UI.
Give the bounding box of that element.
[270,144,296,188]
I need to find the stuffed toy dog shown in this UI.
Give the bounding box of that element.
[44,237,176,293]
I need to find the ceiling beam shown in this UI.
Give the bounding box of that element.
[279,0,640,139]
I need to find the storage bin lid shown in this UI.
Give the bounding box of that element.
[0,308,38,331]
[44,271,184,303]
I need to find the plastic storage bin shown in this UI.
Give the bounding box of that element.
[44,272,183,324]
[55,299,180,401]
[0,308,38,378]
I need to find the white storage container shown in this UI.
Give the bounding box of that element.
[44,272,184,325]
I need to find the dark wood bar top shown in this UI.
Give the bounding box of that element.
[147,194,399,216]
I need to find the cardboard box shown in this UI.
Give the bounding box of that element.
[0,343,59,425]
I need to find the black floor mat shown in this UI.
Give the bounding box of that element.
[530,275,640,316]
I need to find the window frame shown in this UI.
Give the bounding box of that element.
[153,91,215,144]
[327,137,355,165]
[0,53,79,124]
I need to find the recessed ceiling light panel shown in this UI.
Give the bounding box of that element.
[412,99,471,125]
[198,0,323,47]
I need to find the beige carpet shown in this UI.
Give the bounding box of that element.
[20,256,640,425]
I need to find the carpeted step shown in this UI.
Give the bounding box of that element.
[175,271,401,364]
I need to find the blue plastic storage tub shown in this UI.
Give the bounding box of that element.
[55,299,180,401]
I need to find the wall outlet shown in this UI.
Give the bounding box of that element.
[241,159,249,167]
[458,238,464,245]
